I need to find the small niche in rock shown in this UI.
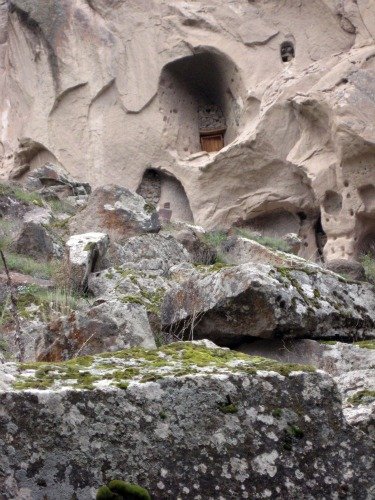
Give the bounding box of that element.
[323,190,342,215]
[280,41,295,63]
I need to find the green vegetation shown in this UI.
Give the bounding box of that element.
[235,228,291,253]
[48,198,76,216]
[202,230,228,248]
[272,408,282,419]
[6,284,78,322]
[194,261,231,273]
[1,252,55,279]
[218,402,238,414]
[360,254,375,284]
[0,184,44,207]
[12,342,316,392]
[121,287,166,314]
[348,390,375,405]
[354,339,375,350]
[96,480,151,500]
[143,202,156,214]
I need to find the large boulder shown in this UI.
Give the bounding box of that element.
[69,185,160,244]
[0,342,373,499]
[237,338,375,438]
[14,221,63,260]
[66,232,110,291]
[25,163,91,198]
[36,299,156,362]
[161,263,375,345]
[114,233,190,274]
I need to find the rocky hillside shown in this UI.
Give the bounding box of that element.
[1,0,375,497]
[0,170,374,498]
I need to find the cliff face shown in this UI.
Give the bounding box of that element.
[2,1,375,261]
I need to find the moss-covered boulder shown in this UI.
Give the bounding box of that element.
[0,341,373,499]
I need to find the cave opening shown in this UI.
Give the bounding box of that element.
[159,49,243,155]
[315,215,327,259]
[137,168,194,223]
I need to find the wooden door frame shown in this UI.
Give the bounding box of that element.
[199,128,226,152]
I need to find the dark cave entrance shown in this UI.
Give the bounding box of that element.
[158,49,243,155]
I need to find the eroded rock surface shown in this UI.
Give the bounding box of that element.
[3,1,375,263]
[162,264,375,345]
[68,185,160,244]
[0,342,374,499]
[237,339,375,438]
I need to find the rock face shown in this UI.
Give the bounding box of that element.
[114,233,191,274]
[14,221,62,260]
[0,342,374,499]
[66,232,110,290]
[68,185,160,244]
[162,263,375,345]
[37,300,156,362]
[2,1,375,262]
[237,339,375,438]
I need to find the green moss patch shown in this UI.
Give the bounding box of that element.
[347,390,375,405]
[12,342,316,392]
[354,340,375,350]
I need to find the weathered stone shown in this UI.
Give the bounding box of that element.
[36,299,156,362]
[169,225,217,265]
[14,221,63,260]
[66,232,110,291]
[220,236,291,266]
[8,163,30,180]
[0,342,373,499]
[326,259,366,281]
[23,206,52,225]
[69,185,160,244]
[25,163,91,197]
[2,1,375,266]
[114,233,190,275]
[161,263,375,345]
[237,338,375,437]
[282,233,302,255]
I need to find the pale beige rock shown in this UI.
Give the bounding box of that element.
[1,1,375,263]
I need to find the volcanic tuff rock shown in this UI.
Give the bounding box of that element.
[0,342,374,499]
[3,1,375,263]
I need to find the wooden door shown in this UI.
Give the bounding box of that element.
[200,134,224,152]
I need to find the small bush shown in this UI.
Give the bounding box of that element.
[48,198,76,215]
[360,254,375,283]
[235,228,291,253]
[202,230,228,248]
[0,184,44,207]
[96,480,151,500]
[1,252,55,279]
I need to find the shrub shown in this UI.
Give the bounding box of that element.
[235,228,291,253]
[2,252,55,279]
[202,230,227,248]
[96,480,151,500]
[360,254,375,283]
[0,184,44,206]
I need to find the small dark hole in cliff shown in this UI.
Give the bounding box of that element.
[315,216,327,259]
[280,41,295,62]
